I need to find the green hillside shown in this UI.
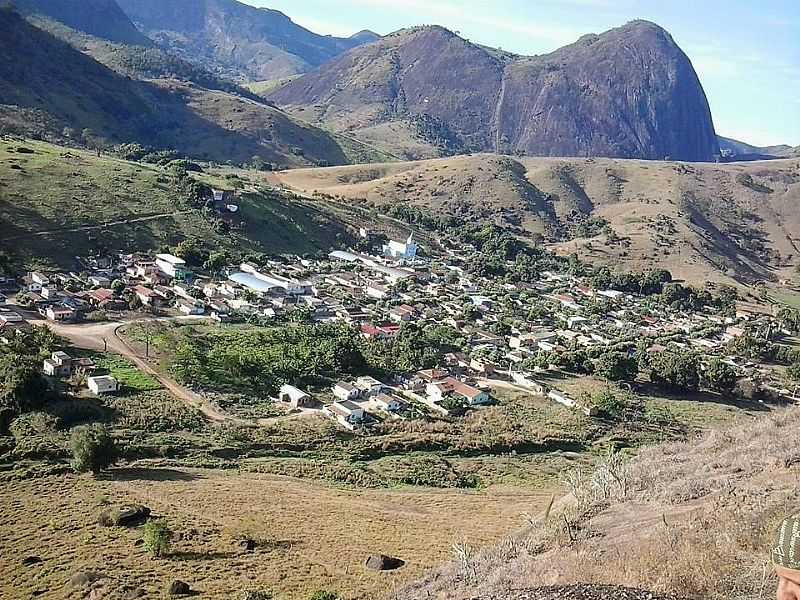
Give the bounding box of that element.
[0,7,356,168]
[0,138,351,268]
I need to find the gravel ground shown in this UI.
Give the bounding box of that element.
[482,585,691,600]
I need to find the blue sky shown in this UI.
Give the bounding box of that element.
[248,0,799,147]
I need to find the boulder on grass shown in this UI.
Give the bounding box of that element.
[236,538,257,553]
[69,571,101,589]
[98,505,151,527]
[168,580,191,596]
[364,554,405,571]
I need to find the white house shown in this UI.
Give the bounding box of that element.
[373,393,405,413]
[332,381,361,401]
[43,351,72,377]
[324,400,365,430]
[279,384,314,408]
[426,377,490,406]
[155,254,190,281]
[88,375,119,395]
[365,282,390,300]
[356,376,383,396]
[45,305,76,322]
[383,233,418,261]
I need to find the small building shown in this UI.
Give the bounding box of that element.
[177,300,205,315]
[373,393,406,413]
[383,234,418,261]
[389,304,417,323]
[332,381,360,401]
[88,275,111,288]
[43,351,72,377]
[87,375,119,395]
[324,400,366,430]
[366,282,390,300]
[279,384,314,408]
[356,376,384,396]
[426,377,490,406]
[155,254,190,282]
[45,304,76,322]
[133,285,159,306]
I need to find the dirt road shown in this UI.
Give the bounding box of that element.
[37,316,312,427]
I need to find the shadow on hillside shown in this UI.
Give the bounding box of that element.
[107,467,201,482]
[633,382,775,412]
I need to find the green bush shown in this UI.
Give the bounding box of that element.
[142,519,172,558]
[310,592,339,600]
[70,424,116,474]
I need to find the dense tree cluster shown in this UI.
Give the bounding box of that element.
[727,335,800,365]
[0,327,61,432]
[643,351,700,392]
[591,267,672,295]
[170,323,463,396]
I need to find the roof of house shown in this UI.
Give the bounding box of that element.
[279,385,309,401]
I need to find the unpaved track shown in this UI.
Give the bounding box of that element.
[37,316,310,427]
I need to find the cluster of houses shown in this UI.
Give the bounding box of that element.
[280,367,491,431]
[1,227,797,427]
[41,350,119,395]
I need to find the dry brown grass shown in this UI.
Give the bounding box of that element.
[0,468,555,600]
[394,408,800,600]
[273,154,800,285]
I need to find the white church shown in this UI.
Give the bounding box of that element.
[383,233,418,261]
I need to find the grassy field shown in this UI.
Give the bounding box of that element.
[0,468,555,600]
[0,138,352,268]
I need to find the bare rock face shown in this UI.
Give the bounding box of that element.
[270,22,720,162]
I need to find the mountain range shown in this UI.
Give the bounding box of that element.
[0,0,793,167]
[115,0,379,81]
[269,21,721,162]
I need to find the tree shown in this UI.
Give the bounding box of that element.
[590,388,631,419]
[203,251,229,275]
[70,424,116,474]
[595,351,638,382]
[143,519,172,558]
[0,354,50,431]
[703,359,738,395]
[647,351,700,392]
[789,361,800,382]
[110,279,126,295]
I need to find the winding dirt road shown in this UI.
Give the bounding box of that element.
[35,316,313,427]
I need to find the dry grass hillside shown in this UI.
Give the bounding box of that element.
[0,467,554,599]
[395,407,800,600]
[274,154,800,285]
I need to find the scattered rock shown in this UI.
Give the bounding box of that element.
[168,580,192,596]
[98,505,151,527]
[236,538,257,553]
[69,571,100,589]
[122,588,146,599]
[364,554,405,571]
[21,555,42,566]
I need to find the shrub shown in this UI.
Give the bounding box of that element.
[309,592,339,600]
[142,519,172,558]
[70,424,116,474]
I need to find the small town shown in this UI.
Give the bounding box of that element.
[1,217,798,435]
